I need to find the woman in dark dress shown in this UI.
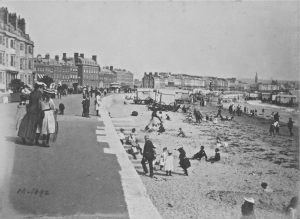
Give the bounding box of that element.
[18,82,44,145]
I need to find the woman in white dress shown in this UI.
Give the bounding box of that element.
[36,90,56,147]
[95,92,101,116]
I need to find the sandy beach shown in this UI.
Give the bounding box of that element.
[105,94,299,219]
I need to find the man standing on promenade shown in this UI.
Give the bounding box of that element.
[141,135,156,177]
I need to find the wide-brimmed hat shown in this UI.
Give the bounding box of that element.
[44,88,56,95]
[35,81,47,88]
[244,197,255,204]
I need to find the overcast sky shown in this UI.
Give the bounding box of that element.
[3,1,299,80]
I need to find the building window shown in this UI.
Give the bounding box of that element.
[20,43,24,51]
[0,72,3,84]
[0,35,3,45]
[10,39,14,48]
[28,59,32,69]
[6,38,8,48]
[28,45,32,54]
[0,52,4,65]
[10,55,15,67]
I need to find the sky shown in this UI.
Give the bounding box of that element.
[2,1,299,80]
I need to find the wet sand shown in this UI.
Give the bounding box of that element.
[106,94,299,219]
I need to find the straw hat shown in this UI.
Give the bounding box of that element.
[244,197,255,204]
[44,88,56,95]
[35,81,46,88]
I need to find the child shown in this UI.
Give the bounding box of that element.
[269,122,275,137]
[207,148,221,163]
[177,128,186,137]
[159,147,168,170]
[158,123,165,134]
[192,146,207,160]
[119,128,126,145]
[59,103,65,115]
[36,90,56,147]
[165,151,174,176]
[166,114,170,120]
[178,147,190,176]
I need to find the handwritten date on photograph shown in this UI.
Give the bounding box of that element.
[17,188,50,197]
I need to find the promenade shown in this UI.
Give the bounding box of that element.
[0,94,160,219]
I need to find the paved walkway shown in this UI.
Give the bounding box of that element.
[0,94,161,219]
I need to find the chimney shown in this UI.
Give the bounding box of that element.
[45,54,50,59]
[62,53,67,61]
[74,53,79,63]
[55,55,59,62]
[8,13,17,29]
[0,8,9,24]
[92,55,97,62]
[80,53,84,58]
[110,66,113,71]
[17,17,26,33]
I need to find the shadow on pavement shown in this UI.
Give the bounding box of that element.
[8,117,129,218]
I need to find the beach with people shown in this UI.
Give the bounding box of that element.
[107,93,299,219]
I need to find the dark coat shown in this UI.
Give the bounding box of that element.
[143,139,155,160]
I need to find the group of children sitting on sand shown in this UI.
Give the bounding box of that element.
[119,128,143,159]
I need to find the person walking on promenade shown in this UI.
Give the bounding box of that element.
[36,89,56,147]
[287,118,294,137]
[141,135,156,177]
[82,95,90,117]
[18,81,45,145]
[95,92,101,116]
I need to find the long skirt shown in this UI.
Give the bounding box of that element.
[36,111,55,135]
[15,106,27,131]
[18,112,40,141]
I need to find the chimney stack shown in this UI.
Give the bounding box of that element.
[17,17,26,33]
[8,12,17,29]
[80,53,84,58]
[110,66,113,71]
[62,53,67,61]
[92,55,97,62]
[74,53,79,63]
[0,8,9,24]
[45,54,50,59]
[55,55,59,62]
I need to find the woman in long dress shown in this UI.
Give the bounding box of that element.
[36,90,56,147]
[95,92,101,116]
[18,82,44,145]
[15,95,27,132]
